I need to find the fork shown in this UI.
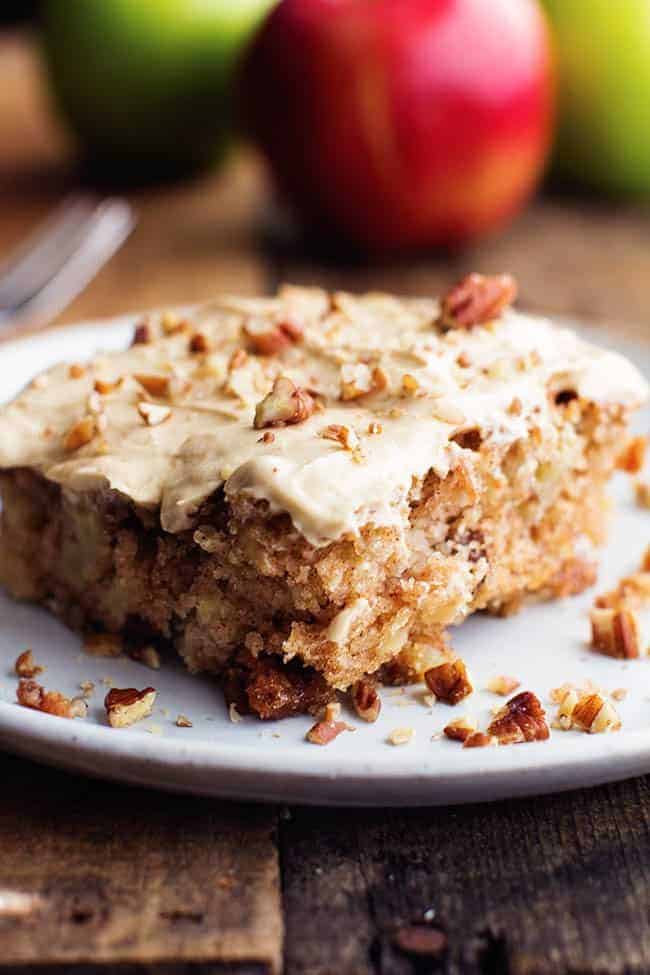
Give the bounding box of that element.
[0,196,136,332]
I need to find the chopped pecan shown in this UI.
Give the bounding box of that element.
[570,691,621,734]
[14,649,43,678]
[387,727,415,746]
[616,436,647,474]
[254,376,314,429]
[463,731,498,749]
[443,716,477,742]
[487,691,549,744]
[131,320,152,345]
[229,348,248,370]
[320,423,360,451]
[437,273,517,330]
[401,373,420,397]
[590,608,641,658]
[134,373,170,397]
[486,675,521,697]
[68,363,86,379]
[306,704,352,745]
[636,480,650,509]
[189,332,211,354]
[340,362,374,400]
[176,714,193,728]
[352,680,381,723]
[94,376,124,395]
[244,317,303,355]
[104,686,156,728]
[424,659,473,705]
[17,679,87,719]
[138,401,172,427]
[63,415,96,451]
[161,311,188,335]
[595,572,650,611]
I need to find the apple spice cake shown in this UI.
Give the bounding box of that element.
[0,274,647,719]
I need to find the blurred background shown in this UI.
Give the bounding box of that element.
[1,0,649,337]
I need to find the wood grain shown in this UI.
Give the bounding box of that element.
[0,755,282,974]
[280,778,650,975]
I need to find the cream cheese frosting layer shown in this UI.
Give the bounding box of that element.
[0,286,647,547]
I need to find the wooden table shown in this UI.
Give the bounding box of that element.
[2,33,650,975]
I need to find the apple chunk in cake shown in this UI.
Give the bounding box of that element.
[0,275,647,718]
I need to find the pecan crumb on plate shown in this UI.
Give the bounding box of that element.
[104,686,157,728]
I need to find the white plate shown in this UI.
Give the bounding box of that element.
[1,316,649,806]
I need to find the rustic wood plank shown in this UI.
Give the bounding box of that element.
[280,777,650,975]
[0,754,282,974]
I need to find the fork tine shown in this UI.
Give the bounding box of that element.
[0,199,136,331]
[0,196,97,308]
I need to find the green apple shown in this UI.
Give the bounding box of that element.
[41,0,277,179]
[543,0,650,195]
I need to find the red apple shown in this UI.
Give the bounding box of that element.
[242,0,554,252]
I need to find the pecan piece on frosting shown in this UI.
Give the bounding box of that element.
[487,691,549,745]
[17,679,87,719]
[424,659,473,705]
[131,320,152,345]
[104,686,156,728]
[616,435,647,474]
[437,272,517,331]
[63,415,97,451]
[244,317,304,356]
[590,608,641,658]
[352,680,382,723]
[254,376,314,429]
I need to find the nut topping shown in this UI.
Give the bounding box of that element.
[134,373,171,397]
[138,401,172,427]
[552,686,621,734]
[176,714,193,728]
[590,608,641,658]
[306,703,352,745]
[104,686,157,728]
[189,332,211,354]
[443,716,477,742]
[63,416,96,451]
[616,435,647,474]
[424,659,473,705]
[131,320,152,345]
[254,376,315,429]
[94,377,124,395]
[17,679,87,719]
[244,317,304,355]
[487,691,549,744]
[387,727,415,746]
[437,273,517,330]
[320,424,360,451]
[351,680,381,722]
[68,363,86,379]
[14,649,43,678]
[463,731,498,749]
[486,675,521,697]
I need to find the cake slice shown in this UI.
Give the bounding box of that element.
[0,274,647,718]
